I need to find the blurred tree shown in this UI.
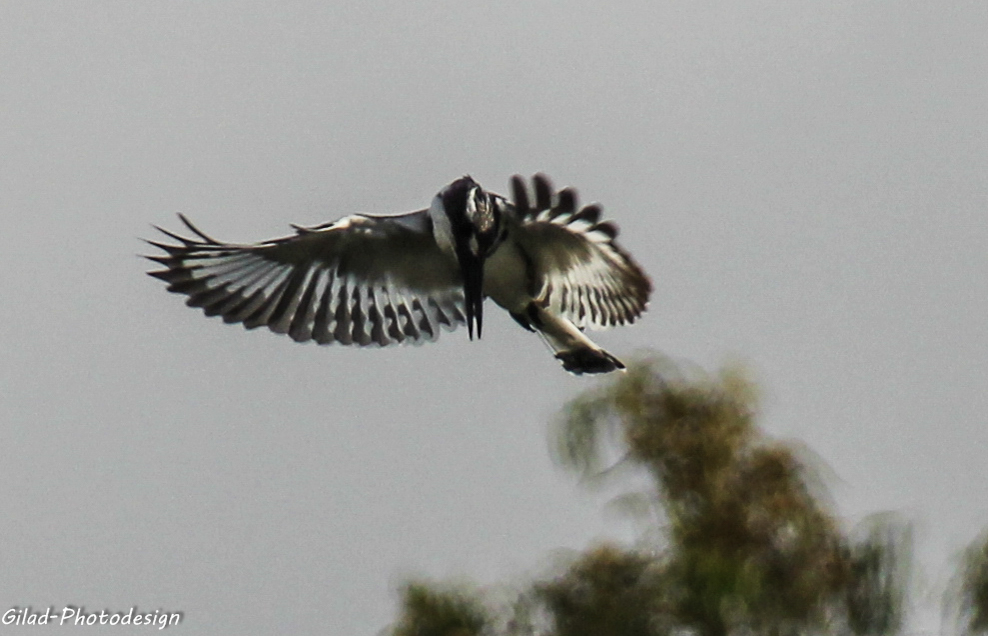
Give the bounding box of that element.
[952,531,988,635]
[388,355,916,636]
[551,358,855,635]
[391,582,489,636]
[842,514,911,636]
[531,544,669,636]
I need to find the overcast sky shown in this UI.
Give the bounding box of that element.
[1,1,985,634]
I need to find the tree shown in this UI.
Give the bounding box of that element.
[391,582,489,636]
[552,357,895,636]
[842,515,911,636]
[388,355,914,636]
[951,531,988,635]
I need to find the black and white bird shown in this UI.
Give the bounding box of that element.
[146,174,651,374]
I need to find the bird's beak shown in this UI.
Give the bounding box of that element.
[461,252,485,340]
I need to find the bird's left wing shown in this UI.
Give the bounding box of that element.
[146,211,467,346]
[507,174,651,330]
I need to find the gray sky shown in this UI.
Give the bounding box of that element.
[1,1,985,634]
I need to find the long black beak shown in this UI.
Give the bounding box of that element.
[461,252,485,340]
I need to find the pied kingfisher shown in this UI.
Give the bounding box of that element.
[146,174,651,374]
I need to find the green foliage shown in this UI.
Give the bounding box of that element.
[555,358,849,635]
[533,544,668,636]
[844,514,911,636]
[386,354,947,636]
[391,582,489,636]
[955,531,988,635]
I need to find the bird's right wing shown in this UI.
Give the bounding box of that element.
[145,211,467,347]
[508,174,651,330]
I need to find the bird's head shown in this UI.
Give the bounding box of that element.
[438,176,503,258]
[430,176,507,341]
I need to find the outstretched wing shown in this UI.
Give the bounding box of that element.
[145,211,467,346]
[508,174,651,330]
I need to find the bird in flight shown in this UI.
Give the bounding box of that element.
[146,174,651,374]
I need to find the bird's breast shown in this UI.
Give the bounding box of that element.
[483,240,532,313]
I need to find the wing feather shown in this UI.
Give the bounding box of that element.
[508,174,651,330]
[145,210,466,347]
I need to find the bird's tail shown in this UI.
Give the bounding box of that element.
[528,305,625,375]
[552,346,625,374]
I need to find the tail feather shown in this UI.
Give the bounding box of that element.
[554,347,625,375]
[528,303,625,375]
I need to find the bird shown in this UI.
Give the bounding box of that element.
[145,174,651,374]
